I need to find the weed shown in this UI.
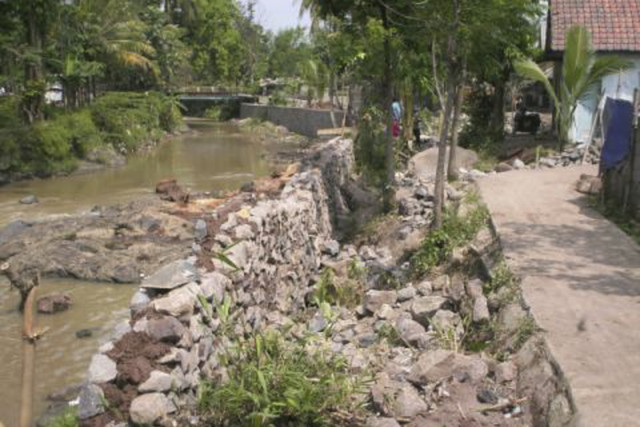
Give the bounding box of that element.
[48,407,79,427]
[198,331,368,427]
[514,315,536,350]
[313,265,365,309]
[432,315,470,353]
[410,204,489,277]
[377,323,404,347]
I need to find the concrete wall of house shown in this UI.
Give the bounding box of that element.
[240,103,347,138]
[571,55,640,143]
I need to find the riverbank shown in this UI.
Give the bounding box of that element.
[0,120,311,425]
[53,137,571,427]
[0,92,184,186]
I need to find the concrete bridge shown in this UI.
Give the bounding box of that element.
[176,90,257,117]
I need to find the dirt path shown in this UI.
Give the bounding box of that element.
[478,166,640,427]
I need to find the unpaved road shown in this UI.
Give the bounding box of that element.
[479,166,640,427]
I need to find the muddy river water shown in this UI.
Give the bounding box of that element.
[0,120,281,425]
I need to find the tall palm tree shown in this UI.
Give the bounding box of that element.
[515,26,630,149]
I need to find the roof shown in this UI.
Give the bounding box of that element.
[549,0,640,53]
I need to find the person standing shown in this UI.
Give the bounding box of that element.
[391,98,403,138]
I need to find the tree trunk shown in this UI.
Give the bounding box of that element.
[490,79,506,139]
[380,6,395,212]
[22,3,45,123]
[447,83,464,181]
[435,79,456,228]
[434,0,460,229]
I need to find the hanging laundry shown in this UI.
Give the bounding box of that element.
[601,98,634,171]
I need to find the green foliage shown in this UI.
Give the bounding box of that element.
[459,86,503,152]
[198,331,367,427]
[515,26,630,148]
[61,110,104,157]
[411,203,490,277]
[514,315,536,350]
[47,407,79,427]
[90,92,181,152]
[0,92,180,179]
[354,106,387,188]
[313,262,366,308]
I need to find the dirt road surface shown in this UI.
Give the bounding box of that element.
[478,165,640,427]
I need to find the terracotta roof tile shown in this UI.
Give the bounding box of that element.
[549,0,640,52]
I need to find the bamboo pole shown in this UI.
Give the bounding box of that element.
[20,277,38,427]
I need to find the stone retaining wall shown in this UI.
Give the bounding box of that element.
[240,103,349,137]
[75,139,353,425]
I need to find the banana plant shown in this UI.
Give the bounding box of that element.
[515,26,630,149]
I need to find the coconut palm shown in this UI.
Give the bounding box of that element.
[515,25,630,149]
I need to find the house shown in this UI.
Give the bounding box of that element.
[545,0,640,143]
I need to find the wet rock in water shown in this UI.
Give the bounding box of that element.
[155,179,189,203]
[77,383,105,419]
[129,392,176,425]
[194,219,208,241]
[19,195,39,205]
[141,260,198,290]
[87,354,117,383]
[37,293,72,314]
[76,329,93,339]
[240,181,256,193]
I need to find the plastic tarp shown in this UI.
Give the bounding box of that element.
[601,97,634,170]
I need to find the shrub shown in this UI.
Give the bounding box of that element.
[61,110,104,158]
[411,202,490,277]
[354,106,387,188]
[198,331,367,426]
[91,92,181,152]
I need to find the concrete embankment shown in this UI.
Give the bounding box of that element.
[240,103,351,138]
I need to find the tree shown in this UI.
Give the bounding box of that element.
[515,26,630,149]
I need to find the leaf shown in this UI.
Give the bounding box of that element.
[514,59,558,108]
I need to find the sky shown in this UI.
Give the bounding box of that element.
[242,0,311,33]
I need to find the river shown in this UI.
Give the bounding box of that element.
[0,120,282,425]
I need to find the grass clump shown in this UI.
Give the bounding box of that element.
[198,331,367,427]
[48,407,79,427]
[410,203,490,277]
[313,261,366,308]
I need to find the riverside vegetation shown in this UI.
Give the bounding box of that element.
[0,92,183,183]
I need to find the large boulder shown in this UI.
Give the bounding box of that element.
[87,354,117,384]
[129,393,176,425]
[142,260,198,290]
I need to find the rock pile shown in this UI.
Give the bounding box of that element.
[72,138,574,427]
